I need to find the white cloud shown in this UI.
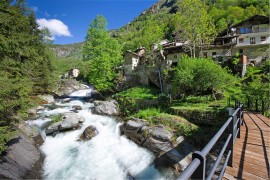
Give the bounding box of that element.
[37,18,72,39]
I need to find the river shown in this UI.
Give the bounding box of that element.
[26,88,174,179]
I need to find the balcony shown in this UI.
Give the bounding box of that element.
[236,27,269,34]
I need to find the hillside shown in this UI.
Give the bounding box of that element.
[50,42,84,59]
[51,0,269,55]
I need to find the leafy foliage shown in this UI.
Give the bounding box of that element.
[171,56,237,98]
[83,15,123,92]
[0,0,53,152]
[173,0,217,57]
[207,0,269,32]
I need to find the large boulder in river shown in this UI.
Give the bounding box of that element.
[121,118,193,171]
[80,125,98,141]
[72,105,82,111]
[45,113,85,135]
[120,118,150,144]
[53,79,88,97]
[0,122,44,179]
[45,121,62,135]
[92,100,119,116]
[143,126,173,156]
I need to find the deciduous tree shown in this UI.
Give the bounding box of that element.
[83,15,123,92]
[173,0,217,57]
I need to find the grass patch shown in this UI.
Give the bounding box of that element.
[131,108,223,147]
[131,108,199,140]
[171,95,227,111]
[115,86,159,100]
[50,114,63,123]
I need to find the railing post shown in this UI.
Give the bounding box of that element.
[228,116,234,167]
[256,99,258,112]
[191,151,206,180]
[237,108,241,138]
[262,100,265,114]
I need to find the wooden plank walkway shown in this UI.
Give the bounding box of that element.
[224,112,270,180]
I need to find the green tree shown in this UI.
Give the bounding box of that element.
[216,18,228,32]
[174,0,217,57]
[171,56,236,99]
[0,0,53,152]
[83,15,123,92]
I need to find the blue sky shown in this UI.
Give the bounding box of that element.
[26,0,158,44]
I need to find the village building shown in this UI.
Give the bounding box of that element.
[69,68,80,78]
[200,15,270,66]
[123,15,269,91]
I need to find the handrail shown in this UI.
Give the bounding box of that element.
[177,104,243,180]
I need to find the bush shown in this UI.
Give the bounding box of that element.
[171,56,237,99]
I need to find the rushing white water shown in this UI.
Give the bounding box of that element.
[26,89,173,180]
[69,88,92,97]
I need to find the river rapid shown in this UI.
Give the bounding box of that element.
[27,88,174,179]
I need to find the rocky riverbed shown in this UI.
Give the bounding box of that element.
[0,82,193,179]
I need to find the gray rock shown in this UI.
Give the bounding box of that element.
[80,125,98,141]
[36,106,45,113]
[151,125,173,142]
[54,79,87,97]
[38,95,55,104]
[59,113,84,131]
[121,118,150,144]
[28,108,37,116]
[62,98,71,103]
[28,106,45,116]
[92,100,119,116]
[144,137,172,155]
[45,121,61,135]
[0,122,44,179]
[72,105,82,111]
[45,113,84,135]
[125,118,149,130]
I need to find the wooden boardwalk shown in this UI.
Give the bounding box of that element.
[224,112,270,180]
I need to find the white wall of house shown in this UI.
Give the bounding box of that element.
[167,52,184,63]
[132,57,139,70]
[200,48,232,58]
[236,24,270,46]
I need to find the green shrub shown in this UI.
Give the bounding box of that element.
[171,56,237,99]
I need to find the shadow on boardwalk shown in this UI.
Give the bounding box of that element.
[224,112,270,180]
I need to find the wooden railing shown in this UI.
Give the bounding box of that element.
[177,104,243,180]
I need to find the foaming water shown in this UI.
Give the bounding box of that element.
[69,88,92,97]
[27,89,171,180]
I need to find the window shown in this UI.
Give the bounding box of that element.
[250,37,256,44]
[239,38,244,43]
[261,36,266,42]
[240,27,245,34]
[174,55,177,59]
[239,49,243,54]
[212,52,217,56]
